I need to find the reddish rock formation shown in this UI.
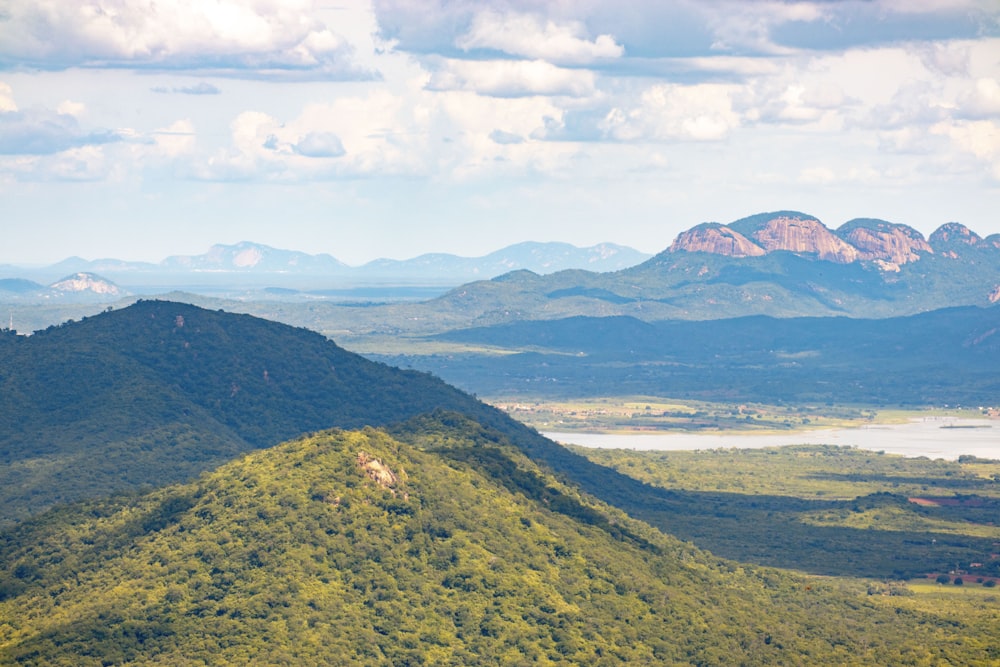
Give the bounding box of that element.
[837,219,932,265]
[929,222,984,248]
[667,212,996,269]
[668,223,765,257]
[745,215,860,263]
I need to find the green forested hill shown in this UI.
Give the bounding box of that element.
[1,418,995,665]
[0,300,499,523]
[3,300,996,582]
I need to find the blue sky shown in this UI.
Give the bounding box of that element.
[1,0,998,266]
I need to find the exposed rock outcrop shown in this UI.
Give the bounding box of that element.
[929,223,984,249]
[668,212,996,270]
[837,219,932,266]
[730,213,860,263]
[669,223,765,257]
[358,451,398,490]
[49,272,125,296]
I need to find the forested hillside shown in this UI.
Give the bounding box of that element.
[1,417,995,665]
[0,300,495,523]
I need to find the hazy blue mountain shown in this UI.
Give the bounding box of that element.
[0,273,126,303]
[0,241,652,299]
[357,241,652,279]
[159,241,350,274]
[0,278,44,295]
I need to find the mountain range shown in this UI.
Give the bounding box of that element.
[0,240,651,294]
[362,211,1000,330]
[3,211,998,318]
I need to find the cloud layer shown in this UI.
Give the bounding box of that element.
[0,0,998,263]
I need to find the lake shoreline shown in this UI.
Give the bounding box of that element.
[544,417,1000,461]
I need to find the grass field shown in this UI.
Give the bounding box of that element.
[485,396,991,434]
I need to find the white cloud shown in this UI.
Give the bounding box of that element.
[601,83,740,141]
[151,120,197,157]
[0,82,17,112]
[57,100,86,116]
[426,59,596,98]
[799,166,837,184]
[457,10,623,64]
[958,78,1000,119]
[917,42,971,76]
[703,1,828,55]
[932,119,1000,179]
[0,0,375,80]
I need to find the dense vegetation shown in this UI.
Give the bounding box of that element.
[0,300,497,523]
[574,445,1000,579]
[375,306,1000,405]
[2,419,997,665]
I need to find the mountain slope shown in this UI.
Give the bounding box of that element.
[1,418,992,665]
[0,300,496,523]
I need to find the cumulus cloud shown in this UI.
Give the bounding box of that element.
[933,119,1000,178]
[917,42,970,76]
[601,83,740,141]
[151,120,197,157]
[704,1,828,55]
[457,10,623,64]
[0,82,16,112]
[957,78,1000,119]
[0,0,375,80]
[426,58,596,97]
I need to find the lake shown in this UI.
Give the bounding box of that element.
[544,417,1000,460]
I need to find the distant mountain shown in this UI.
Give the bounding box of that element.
[0,278,44,295]
[0,273,126,303]
[160,241,350,274]
[49,272,127,298]
[370,212,1000,328]
[356,241,651,280]
[0,242,651,295]
[672,211,996,272]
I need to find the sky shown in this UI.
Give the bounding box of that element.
[1,0,998,267]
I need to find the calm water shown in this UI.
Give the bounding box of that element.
[544,418,1000,461]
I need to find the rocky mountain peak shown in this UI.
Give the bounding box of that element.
[836,219,932,266]
[929,223,984,248]
[49,272,124,296]
[729,211,859,264]
[668,212,997,269]
[668,223,766,257]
